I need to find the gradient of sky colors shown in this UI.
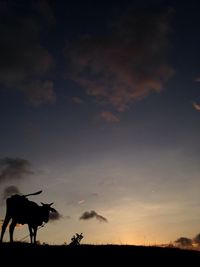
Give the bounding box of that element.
[0,0,200,245]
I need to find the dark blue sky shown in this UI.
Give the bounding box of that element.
[0,0,200,245]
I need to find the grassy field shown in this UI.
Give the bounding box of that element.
[1,243,200,265]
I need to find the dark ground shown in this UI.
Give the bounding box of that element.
[0,243,200,266]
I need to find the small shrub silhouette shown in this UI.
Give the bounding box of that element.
[69,233,84,246]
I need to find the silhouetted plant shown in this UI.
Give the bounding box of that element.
[69,233,84,246]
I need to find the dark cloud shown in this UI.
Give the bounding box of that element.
[2,185,21,200]
[49,210,62,221]
[65,6,174,112]
[0,1,55,105]
[174,237,192,247]
[193,233,200,245]
[25,80,55,106]
[80,210,108,223]
[0,157,33,183]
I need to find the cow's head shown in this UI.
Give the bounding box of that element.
[41,202,56,223]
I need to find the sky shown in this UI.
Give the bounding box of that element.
[0,0,200,245]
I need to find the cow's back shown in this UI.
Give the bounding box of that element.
[6,195,39,224]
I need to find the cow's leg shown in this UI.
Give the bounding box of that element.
[0,214,11,242]
[28,225,33,244]
[33,226,37,244]
[9,220,16,242]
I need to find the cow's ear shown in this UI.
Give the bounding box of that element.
[50,207,57,213]
[49,202,54,206]
[41,202,45,205]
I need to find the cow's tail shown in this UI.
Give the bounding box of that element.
[23,190,43,197]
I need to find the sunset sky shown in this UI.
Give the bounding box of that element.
[0,0,200,245]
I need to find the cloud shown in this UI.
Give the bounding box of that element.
[174,237,192,247]
[25,80,56,106]
[79,210,108,223]
[49,210,62,221]
[193,233,200,245]
[0,157,33,184]
[100,111,120,123]
[193,102,200,111]
[65,6,174,112]
[2,185,21,200]
[78,199,85,205]
[0,2,55,105]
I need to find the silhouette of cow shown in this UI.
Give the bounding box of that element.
[0,190,56,244]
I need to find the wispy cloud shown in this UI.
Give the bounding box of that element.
[0,157,33,184]
[100,111,120,123]
[193,102,200,111]
[80,210,108,223]
[78,199,85,205]
[65,6,174,112]
[25,80,56,106]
